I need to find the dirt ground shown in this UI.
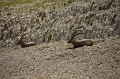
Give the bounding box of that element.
[0,36,120,79]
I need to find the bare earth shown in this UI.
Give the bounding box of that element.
[0,36,120,79]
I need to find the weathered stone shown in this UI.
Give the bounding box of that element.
[0,0,120,48]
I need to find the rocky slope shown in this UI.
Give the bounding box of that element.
[0,0,120,79]
[0,35,120,79]
[0,0,120,48]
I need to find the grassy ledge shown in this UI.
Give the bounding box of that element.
[0,0,36,9]
[0,0,83,9]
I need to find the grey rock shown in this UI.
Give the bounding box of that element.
[0,0,120,48]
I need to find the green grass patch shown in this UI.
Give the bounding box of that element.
[0,0,36,8]
[0,0,83,9]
